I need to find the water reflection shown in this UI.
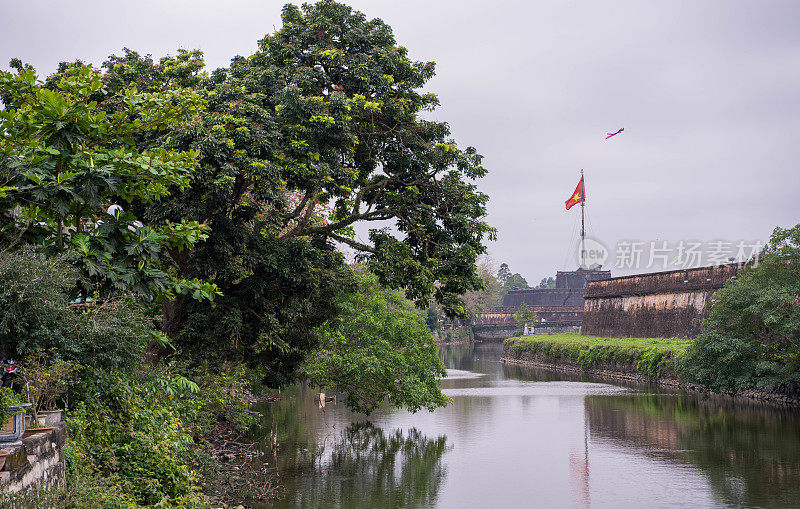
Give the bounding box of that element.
[268,421,449,509]
[586,393,800,508]
[438,342,503,378]
[259,342,800,509]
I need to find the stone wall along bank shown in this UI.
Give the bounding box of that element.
[500,343,800,408]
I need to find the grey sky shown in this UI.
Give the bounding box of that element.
[2,1,798,283]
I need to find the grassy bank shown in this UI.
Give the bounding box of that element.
[504,333,692,379]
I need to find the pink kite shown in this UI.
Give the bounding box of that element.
[605,128,624,140]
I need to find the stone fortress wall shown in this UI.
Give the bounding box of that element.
[582,263,741,338]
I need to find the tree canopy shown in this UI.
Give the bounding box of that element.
[496,262,528,294]
[536,277,555,289]
[0,64,215,300]
[514,303,537,335]
[88,0,493,376]
[1,0,493,397]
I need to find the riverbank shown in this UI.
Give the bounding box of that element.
[203,415,281,508]
[501,333,800,407]
[503,333,691,378]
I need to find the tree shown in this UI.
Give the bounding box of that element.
[0,63,215,301]
[95,0,494,376]
[681,224,800,393]
[496,263,528,294]
[497,263,511,285]
[514,302,537,335]
[504,273,529,291]
[536,277,555,289]
[301,270,449,414]
[461,255,501,319]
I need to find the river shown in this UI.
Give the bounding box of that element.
[257,342,800,508]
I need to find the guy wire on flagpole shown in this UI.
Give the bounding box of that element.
[580,169,585,269]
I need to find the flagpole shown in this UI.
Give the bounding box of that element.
[580,169,585,269]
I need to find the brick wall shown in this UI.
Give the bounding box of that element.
[582,264,741,338]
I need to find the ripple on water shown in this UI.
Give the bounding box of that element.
[442,380,632,398]
[441,369,487,379]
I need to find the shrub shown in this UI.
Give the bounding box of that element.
[0,247,73,359]
[22,351,80,420]
[0,247,151,370]
[65,372,207,508]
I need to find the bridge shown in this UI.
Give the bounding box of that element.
[471,306,584,342]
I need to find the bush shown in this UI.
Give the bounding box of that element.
[22,351,80,420]
[63,362,260,508]
[0,247,151,370]
[65,372,207,508]
[505,333,690,379]
[0,247,73,359]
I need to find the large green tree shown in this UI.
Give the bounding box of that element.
[96,0,493,379]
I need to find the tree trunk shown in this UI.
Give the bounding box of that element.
[145,294,190,365]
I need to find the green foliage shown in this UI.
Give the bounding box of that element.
[0,247,151,368]
[0,63,215,299]
[302,271,450,414]
[93,0,492,377]
[425,306,440,331]
[185,363,258,433]
[22,351,80,417]
[495,262,528,300]
[503,273,529,291]
[61,360,260,508]
[0,387,23,424]
[0,3,496,501]
[65,372,207,508]
[505,333,691,379]
[513,302,537,335]
[681,224,800,393]
[176,237,356,385]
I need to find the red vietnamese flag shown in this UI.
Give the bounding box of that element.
[565,176,585,210]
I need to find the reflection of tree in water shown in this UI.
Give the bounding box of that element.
[438,343,505,374]
[585,394,800,507]
[276,422,449,509]
[438,343,475,371]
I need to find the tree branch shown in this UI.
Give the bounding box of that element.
[330,233,377,254]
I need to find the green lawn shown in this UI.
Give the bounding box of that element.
[504,333,692,378]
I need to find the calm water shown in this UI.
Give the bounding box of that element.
[258,343,800,508]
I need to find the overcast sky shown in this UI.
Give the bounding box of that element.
[2,0,798,283]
